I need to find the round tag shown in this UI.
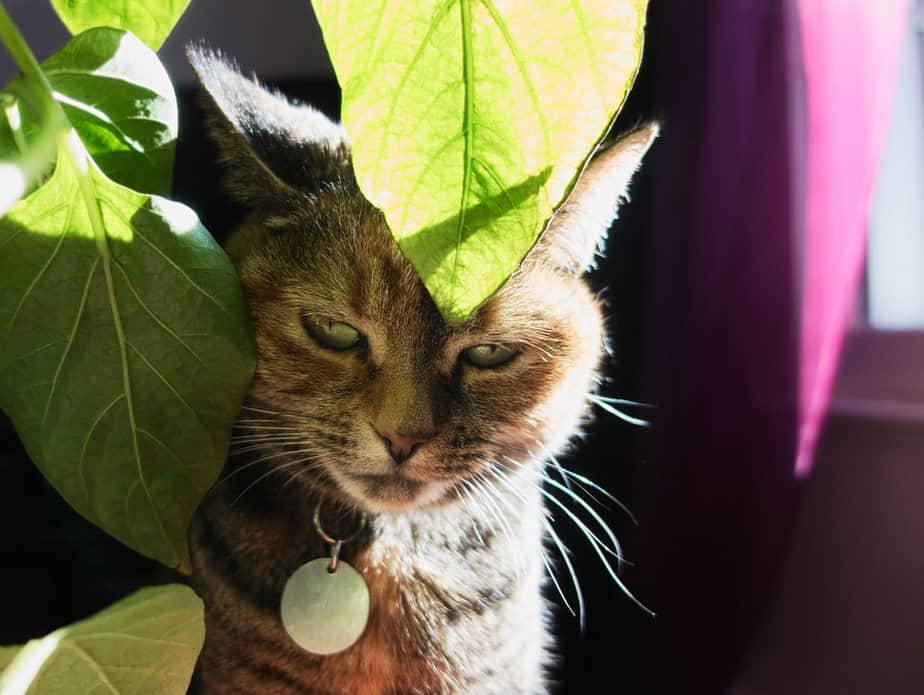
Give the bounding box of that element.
[280,558,370,655]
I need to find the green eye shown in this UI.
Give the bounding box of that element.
[463,344,519,368]
[303,317,362,350]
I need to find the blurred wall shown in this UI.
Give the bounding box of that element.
[735,414,924,695]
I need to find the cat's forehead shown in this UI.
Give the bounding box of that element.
[236,188,573,352]
[246,192,450,340]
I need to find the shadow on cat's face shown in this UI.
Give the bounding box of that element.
[190,47,657,513]
[229,195,604,513]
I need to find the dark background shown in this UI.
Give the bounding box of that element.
[4,1,924,694]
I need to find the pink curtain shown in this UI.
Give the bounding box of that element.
[796,0,911,476]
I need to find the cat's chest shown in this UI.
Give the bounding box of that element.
[308,564,450,693]
[308,522,534,690]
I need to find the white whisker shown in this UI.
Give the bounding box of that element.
[229,433,305,444]
[592,395,655,409]
[543,517,585,628]
[463,477,506,540]
[453,486,486,547]
[550,464,638,526]
[540,484,622,562]
[281,459,325,488]
[474,471,528,580]
[545,478,628,563]
[587,395,651,427]
[546,452,575,493]
[542,487,652,615]
[228,442,303,458]
[230,455,323,507]
[459,479,500,541]
[232,423,308,432]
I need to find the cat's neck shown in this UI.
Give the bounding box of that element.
[211,452,545,571]
[192,457,549,694]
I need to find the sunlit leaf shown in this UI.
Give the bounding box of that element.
[0,647,17,673]
[312,0,648,322]
[0,88,62,216]
[50,0,191,51]
[0,584,203,695]
[0,136,255,571]
[3,28,178,196]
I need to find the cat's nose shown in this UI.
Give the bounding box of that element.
[373,426,434,465]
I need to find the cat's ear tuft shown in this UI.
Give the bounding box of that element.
[535,122,659,272]
[187,44,353,208]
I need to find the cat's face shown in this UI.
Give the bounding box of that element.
[191,49,656,513]
[229,196,604,513]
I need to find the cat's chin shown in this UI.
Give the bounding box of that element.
[327,468,453,514]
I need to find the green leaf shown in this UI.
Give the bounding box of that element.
[0,89,62,216]
[0,647,18,673]
[0,135,255,570]
[50,0,191,51]
[0,6,62,214]
[4,28,178,196]
[0,584,203,695]
[311,0,648,323]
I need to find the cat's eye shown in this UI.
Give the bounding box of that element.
[303,317,363,351]
[463,344,519,368]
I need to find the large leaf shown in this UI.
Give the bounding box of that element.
[0,584,203,695]
[0,136,255,571]
[4,28,178,196]
[312,0,648,323]
[50,0,191,51]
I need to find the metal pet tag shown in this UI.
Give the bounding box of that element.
[280,506,370,655]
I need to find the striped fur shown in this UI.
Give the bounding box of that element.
[188,48,657,694]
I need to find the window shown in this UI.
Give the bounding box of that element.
[834,0,924,420]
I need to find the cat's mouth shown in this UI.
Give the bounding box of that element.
[334,469,451,513]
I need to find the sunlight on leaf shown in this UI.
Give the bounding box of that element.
[312,0,648,323]
[3,28,178,196]
[50,0,191,51]
[0,585,203,695]
[0,88,62,216]
[0,136,255,571]
[0,647,18,674]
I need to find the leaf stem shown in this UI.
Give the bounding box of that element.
[0,2,67,211]
[1,92,27,153]
[0,4,57,109]
[58,128,112,262]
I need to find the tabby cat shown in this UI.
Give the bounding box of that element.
[187,48,657,695]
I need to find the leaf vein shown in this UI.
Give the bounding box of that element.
[479,0,551,159]
[41,257,99,438]
[104,202,231,320]
[369,0,455,178]
[113,260,206,367]
[5,202,75,338]
[0,202,69,254]
[77,393,127,513]
[567,0,606,104]
[60,642,118,694]
[125,341,199,423]
[450,0,476,313]
[94,196,176,566]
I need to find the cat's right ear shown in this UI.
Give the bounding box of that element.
[187,45,353,208]
[534,122,659,272]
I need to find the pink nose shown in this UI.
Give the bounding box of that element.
[373,426,434,465]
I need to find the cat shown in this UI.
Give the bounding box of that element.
[186,47,657,695]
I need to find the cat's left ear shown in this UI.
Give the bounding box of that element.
[535,122,659,272]
[188,45,353,208]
